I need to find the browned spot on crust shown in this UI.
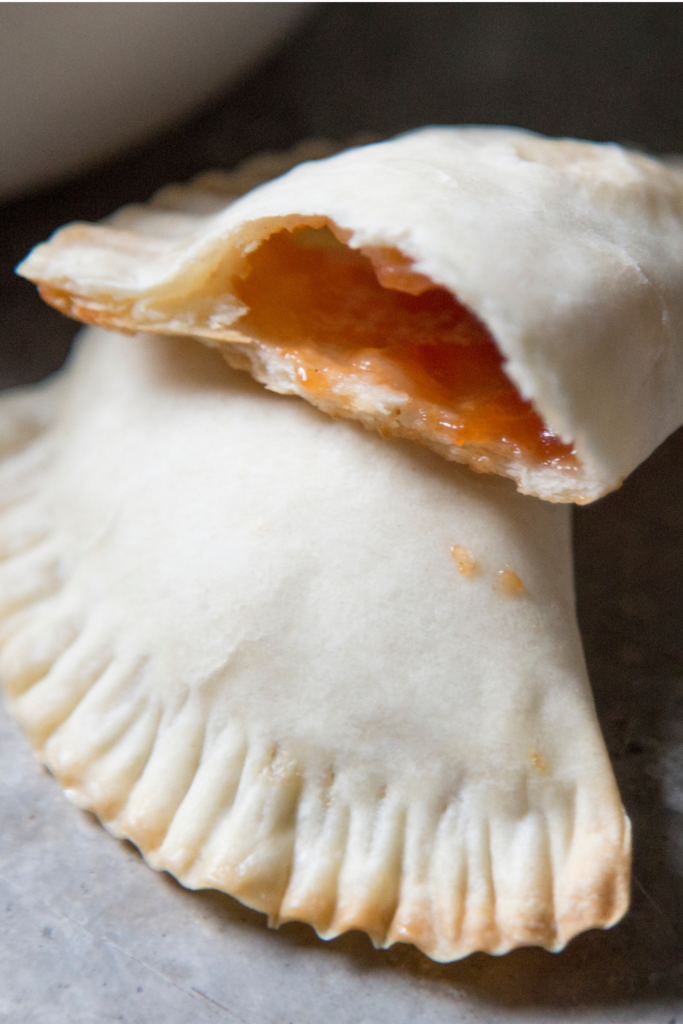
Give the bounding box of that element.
[529,749,550,774]
[332,899,398,946]
[559,855,632,937]
[495,567,525,598]
[38,286,138,336]
[449,544,478,577]
[388,907,439,955]
[277,891,337,934]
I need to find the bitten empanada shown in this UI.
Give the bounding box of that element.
[0,327,629,961]
[18,128,683,502]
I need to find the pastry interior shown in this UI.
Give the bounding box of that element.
[229,225,578,476]
[33,218,582,492]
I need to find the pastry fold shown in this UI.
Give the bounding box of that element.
[17,128,683,502]
[0,327,630,961]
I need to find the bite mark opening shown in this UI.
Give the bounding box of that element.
[232,226,578,475]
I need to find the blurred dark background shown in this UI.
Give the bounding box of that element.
[3,2,683,1013]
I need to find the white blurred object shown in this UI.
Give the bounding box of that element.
[0,2,313,200]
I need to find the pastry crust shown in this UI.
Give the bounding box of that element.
[17,128,683,502]
[0,327,630,961]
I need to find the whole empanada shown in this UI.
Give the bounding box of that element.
[18,127,683,502]
[0,327,629,961]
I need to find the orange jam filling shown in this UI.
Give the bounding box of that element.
[233,227,577,470]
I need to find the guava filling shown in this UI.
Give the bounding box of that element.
[232,226,577,472]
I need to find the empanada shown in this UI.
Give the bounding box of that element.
[18,128,683,502]
[0,327,629,961]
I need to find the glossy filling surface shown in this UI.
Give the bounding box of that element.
[234,228,577,470]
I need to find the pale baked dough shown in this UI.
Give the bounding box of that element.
[0,327,630,961]
[17,128,683,502]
